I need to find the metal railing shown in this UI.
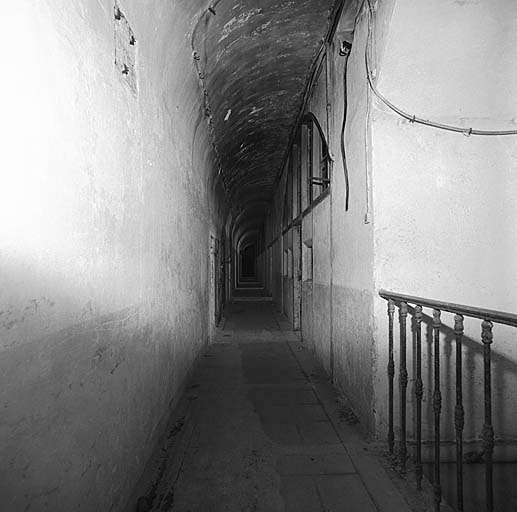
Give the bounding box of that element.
[379,289,517,512]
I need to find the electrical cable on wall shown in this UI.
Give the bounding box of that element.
[364,47,372,224]
[191,1,230,196]
[364,0,517,137]
[324,47,336,163]
[339,41,352,211]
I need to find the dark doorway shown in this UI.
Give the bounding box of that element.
[240,244,256,279]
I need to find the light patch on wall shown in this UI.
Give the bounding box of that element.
[224,109,232,121]
[114,2,137,93]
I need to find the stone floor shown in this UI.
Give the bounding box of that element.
[135,301,420,512]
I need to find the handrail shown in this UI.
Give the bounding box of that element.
[378,288,517,512]
[379,289,517,327]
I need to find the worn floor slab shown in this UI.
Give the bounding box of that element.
[141,301,414,512]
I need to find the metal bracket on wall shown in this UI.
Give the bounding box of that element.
[310,177,331,186]
[339,40,352,57]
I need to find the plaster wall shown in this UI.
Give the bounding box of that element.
[301,215,314,350]
[271,239,282,308]
[280,1,381,428]
[327,9,378,429]
[0,1,222,510]
[282,229,294,322]
[263,1,378,428]
[302,59,333,377]
[312,199,332,375]
[292,226,302,330]
[369,0,517,448]
[267,171,287,310]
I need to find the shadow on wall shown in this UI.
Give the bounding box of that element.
[0,260,206,511]
[411,310,517,455]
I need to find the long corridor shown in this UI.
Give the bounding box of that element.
[3,2,516,510]
[137,301,414,512]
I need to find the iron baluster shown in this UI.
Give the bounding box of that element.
[432,309,442,511]
[454,314,465,511]
[378,289,517,508]
[399,302,408,469]
[387,299,395,454]
[481,320,494,512]
[414,305,423,490]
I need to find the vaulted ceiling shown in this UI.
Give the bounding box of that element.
[191,0,340,216]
